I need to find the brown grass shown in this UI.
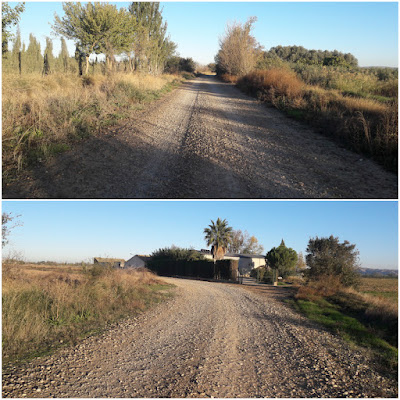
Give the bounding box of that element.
[2,263,173,364]
[2,72,184,182]
[235,68,398,172]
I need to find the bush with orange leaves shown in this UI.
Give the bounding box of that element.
[237,69,304,102]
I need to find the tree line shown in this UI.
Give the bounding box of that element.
[2,1,195,76]
[203,218,359,286]
[215,17,359,76]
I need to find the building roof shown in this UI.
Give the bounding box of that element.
[198,250,264,259]
[135,255,151,262]
[225,253,265,259]
[94,257,125,263]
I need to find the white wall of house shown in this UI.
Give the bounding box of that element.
[200,251,264,274]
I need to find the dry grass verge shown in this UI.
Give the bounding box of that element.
[235,69,398,173]
[2,72,185,183]
[291,275,397,374]
[2,263,174,365]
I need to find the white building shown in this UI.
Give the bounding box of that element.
[198,249,265,275]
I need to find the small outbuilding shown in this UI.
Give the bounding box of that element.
[125,255,152,268]
[93,257,125,268]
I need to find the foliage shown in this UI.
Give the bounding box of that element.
[295,251,307,274]
[215,259,239,281]
[228,229,264,254]
[305,235,360,287]
[2,2,25,55]
[149,246,205,263]
[52,2,135,74]
[250,266,273,283]
[147,246,214,279]
[265,239,297,279]
[204,218,233,261]
[165,56,196,74]
[216,16,262,77]
[237,68,303,100]
[2,212,22,248]
[264,45,358,68]
[129,2,177,74]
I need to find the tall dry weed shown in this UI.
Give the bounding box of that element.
[2,72,183,181]
[236,68,398,172]
[2,264,171,363]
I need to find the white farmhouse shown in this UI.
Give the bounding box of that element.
[198,249,265,275]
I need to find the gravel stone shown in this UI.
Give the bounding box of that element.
[2,278,397,398]
[3,76,396,199]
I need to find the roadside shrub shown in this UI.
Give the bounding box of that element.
[305,235,360,287]
[237,69,303,103]
[220,74,238,84]
[296,275,343,301]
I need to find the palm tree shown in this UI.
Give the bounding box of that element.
[203,218,233,262]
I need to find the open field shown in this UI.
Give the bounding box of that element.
[358,276,398,303]
[2,262,174,365]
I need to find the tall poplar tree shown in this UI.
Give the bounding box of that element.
[2,2,25,55]
[129,2,176,74]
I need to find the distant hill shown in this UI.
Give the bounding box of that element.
[358,268,398,278]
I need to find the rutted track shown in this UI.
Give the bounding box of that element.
[3,75,397,198]
[2,278,397,398]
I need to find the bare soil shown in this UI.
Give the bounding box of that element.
[3,75,397,199]
[2,278,397,398]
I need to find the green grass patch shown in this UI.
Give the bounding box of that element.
[290,295,398,373]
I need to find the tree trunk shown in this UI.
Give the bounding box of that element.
[85,55,90,75]
[18,51,21,75]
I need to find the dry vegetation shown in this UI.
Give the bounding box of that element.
[234,68,398,172]
[292,275,398,371]
[2,262,174,365]
[2,72,186,183]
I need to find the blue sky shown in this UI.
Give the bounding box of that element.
[2,201,398,270]
[8,1,398,67]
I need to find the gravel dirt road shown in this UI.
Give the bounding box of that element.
[3,75,397,199]
[3,278,397,398]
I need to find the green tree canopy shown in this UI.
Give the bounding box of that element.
[305,235,360,287]
[129,2,176,74]
[204,218,233,261]
[52,2,134,74]
[265,239,297,280]
[2,2,25,55]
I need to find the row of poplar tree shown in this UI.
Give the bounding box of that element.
[3,2,178,75]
